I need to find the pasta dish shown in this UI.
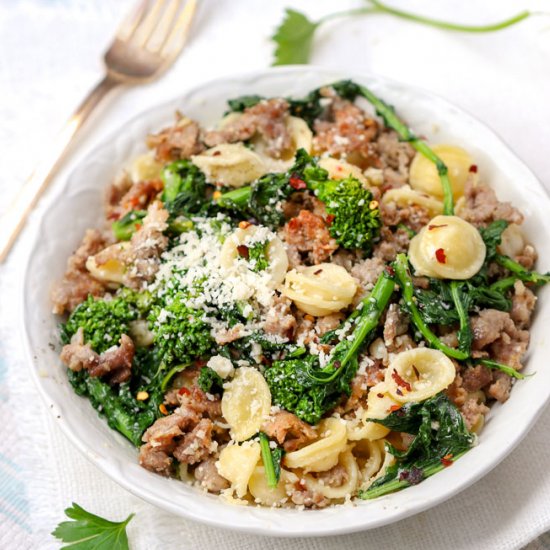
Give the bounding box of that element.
[52,80,549,508]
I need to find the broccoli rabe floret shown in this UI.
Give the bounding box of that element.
[247,241,269,272]
[197,366,225,395]
[309,175,381,253]
[149,293,214,366]
[162,159,209,216]
[216,150,381,252]
[62,295,136,353]
[265,271,395,424]
[111,210,147,241]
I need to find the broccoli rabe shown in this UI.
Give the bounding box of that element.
[197,366,224,395]
[62,295,136,353]
[247,241,270,272]
[265,270,395,424]
[308,175,381,253]
[217,148,323,227]
[359,393,474,499]
[149,293,214,366]
[112,210,147,241]
[217,150,381,252]
[162,159,209,216]
[68,346,164,446]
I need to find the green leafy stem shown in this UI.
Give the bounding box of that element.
[272,2,539,66]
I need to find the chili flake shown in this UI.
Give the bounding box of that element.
[237,245,249,259]
[159,404,168,415]
[441,454,454,467]
[289,175,307,190]
[238,220,252,229]
[469,164,478,173]
[435,248,447,264]
[391,369,412,391]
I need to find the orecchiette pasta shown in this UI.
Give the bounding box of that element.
[365,381,402,420]
[129,151,163,183]
[216,441,261,498]
[385,348,456,403]
[254,116,313,171]
[221,367,271,442]
[219,225,289,285]
[85,242,130,286]
[302,448,360,499]
[346,404,393,441]
[497,223,526,258]
[382,185,444,217]
[356,439,395,490]
[248,467,298,506]
[191,143,266,188]
[284,417,347,472]
[408,215,486,279]
[409,144,473,199]
[318,157,369,186]
[281,264,357,316]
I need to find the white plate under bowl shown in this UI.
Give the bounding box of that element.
[21,66,550,537]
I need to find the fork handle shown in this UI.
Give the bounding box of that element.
[0,74,120,263]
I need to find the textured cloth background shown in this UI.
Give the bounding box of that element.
[1,1,549,548]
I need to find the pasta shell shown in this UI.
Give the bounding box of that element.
[129,151,163,183]
[281,264,357,317]
[219,225,289,286]
[301,448,360,499]
[408,215,486,279]
[409,144,473,199]
[382,185,443,217]
[318,157,369,186]
[221,367,271,442]
[284,417,347,472]
[385,348,456,403]
[85,242,130,286]
[216,441,261,498]
[191,143,266,188]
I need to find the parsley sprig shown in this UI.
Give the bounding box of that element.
[272,2,535,66]
[52,502,134,550]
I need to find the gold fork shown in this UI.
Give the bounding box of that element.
[0,0,197,262]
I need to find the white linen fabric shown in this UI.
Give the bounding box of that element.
[0,1,549,548]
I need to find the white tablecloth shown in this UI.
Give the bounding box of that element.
[1,1,549,548]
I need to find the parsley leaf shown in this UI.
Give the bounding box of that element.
[272,9,319,66]
[271,4,533,66]
[52,502,134,550]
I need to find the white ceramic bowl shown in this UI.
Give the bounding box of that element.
[22,66,550,536]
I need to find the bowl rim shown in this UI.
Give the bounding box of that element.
[21,65,550,537]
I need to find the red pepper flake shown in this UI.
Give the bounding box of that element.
[325,214,335,226]
[412,364,420,379]
[135,223,142,231]
[388,405,402,413]
[377,393,384,399]
[385,265,395,277]
[441,454,454,467]
[159,404,168,415]
[178,387,191,396]
[237,245,249,259]
[469,164,478,173]
[289,175,307,190]
[435,248,447,264]
[391,369,412,391]
[238,220,252,229]
[213,150,222,156]
[313,269,323,275]
[428,224,448,230]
